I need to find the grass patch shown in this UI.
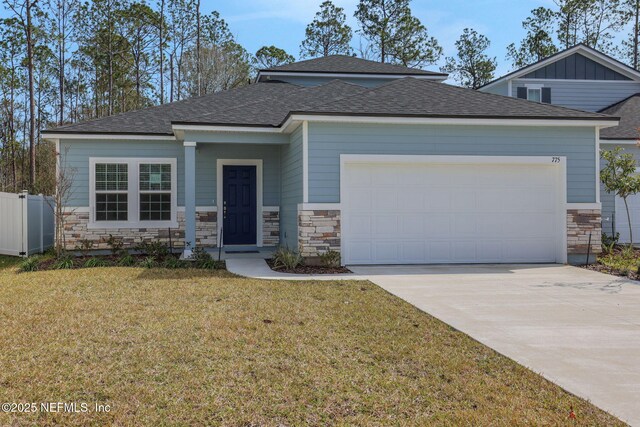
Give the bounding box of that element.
[0,255,22,270]
[0,268,623,426]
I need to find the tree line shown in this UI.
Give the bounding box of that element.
[1,0,639,194]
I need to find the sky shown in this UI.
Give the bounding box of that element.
[208,0,557,76]
[0,0,567,78]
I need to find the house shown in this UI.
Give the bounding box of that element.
[41,55,618,265]
[479,44,640,243]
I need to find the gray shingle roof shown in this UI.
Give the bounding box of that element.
[260,55,447,76]
[44,77,616,135]
[600,94,640,140]
[302,77,617,121]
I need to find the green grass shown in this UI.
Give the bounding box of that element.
[0,268,623,426]
[0,255,21,270]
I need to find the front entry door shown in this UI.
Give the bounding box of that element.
[223,165,257,245]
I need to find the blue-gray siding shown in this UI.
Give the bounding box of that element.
[481,81,509,96]
[600,143,640,236]
[307,122,597,203]
[511,79,640,112]
[522,53,630,80]
[279,125,303,248]
[61,139,281,207]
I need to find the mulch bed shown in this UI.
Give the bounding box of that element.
[266,259,351,274]
[581,263,640,279]
[579,246,640,280]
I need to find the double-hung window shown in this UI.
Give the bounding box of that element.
[527,88,541,103]
[95,163,129,221]
[139,163,172,221]
[90,158,177,228]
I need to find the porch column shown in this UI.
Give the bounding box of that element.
[184,141,197,257]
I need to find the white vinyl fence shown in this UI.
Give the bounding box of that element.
[0,191,55,257]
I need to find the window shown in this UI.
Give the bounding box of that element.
[527,88,541,102]
[95,163,128,221]
[139,163,172,221]
[90,158,177,228]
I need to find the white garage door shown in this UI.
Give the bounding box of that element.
[342,157,564,265]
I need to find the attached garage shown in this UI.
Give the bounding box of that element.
[341,155,567,265]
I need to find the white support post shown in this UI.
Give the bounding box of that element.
[184,141,197,258]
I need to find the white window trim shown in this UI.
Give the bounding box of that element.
[89,157,178,229]
[525,83,544,102]
[216,159,264,247]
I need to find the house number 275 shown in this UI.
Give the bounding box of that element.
[551,157,561,163]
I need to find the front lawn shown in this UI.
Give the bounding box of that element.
[0,268,622,425]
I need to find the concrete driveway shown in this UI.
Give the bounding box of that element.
[349,264,640,425]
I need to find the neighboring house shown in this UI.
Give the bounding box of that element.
[480,44,640,243]
[42,55,617,265]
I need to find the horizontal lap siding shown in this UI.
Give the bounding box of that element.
[512,79,640,112]
[61,140,280,207]
[62,140,184,207]
[481,81,509,96]
[195,144,281,206]
[279,126,303,248]
[307,123,596,203]
[600,143,640,236]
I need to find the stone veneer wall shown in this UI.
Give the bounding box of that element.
[567,209,602,255]
[298,210,340,257]
[263,210,280,246]
[62,210,217,250]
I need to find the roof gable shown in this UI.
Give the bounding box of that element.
[480,44,640,91]
[257,55,447,79]
[522,52,631,80]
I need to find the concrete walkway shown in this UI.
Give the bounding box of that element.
[225,258,365,281]
[349,264,640,426]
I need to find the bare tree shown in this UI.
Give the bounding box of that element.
[49,145,77,256]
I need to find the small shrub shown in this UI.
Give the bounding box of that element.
[621,245,636,259]
[83,257,109,268]
[163,256,185,269]
[141,257,156,269]
[189,247,214,269]
[319,250,341,267]
[117,254,136,267]
[272,247,303,270]
[52,255,74,270]
[20,257,40,272]
[135,241,170,261]
[601,232,619,255]
[106,234,125,256]
[75,239,94,257]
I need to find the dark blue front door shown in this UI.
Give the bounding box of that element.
[223,165,257,245]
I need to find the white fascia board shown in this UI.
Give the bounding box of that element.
[41,132,176,141]
[290,114,618,128]
[482,45,640,90]
[600,139,638,145]
[172,124,283,133]
[257,71,446,81]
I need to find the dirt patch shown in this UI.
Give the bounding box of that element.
[266,259,351,274]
